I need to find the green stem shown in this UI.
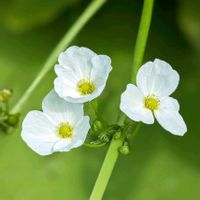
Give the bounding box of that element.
[90,100,99,118]
[89,0,154,199]
[126,123,141,145]
[89,137,123,200]
[131,0,154,83]
[11,0,107,114]
[84,142,106,148]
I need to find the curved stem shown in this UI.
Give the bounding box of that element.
[84,142,106,148]
[11,0,107,113]
[89,0,154,199]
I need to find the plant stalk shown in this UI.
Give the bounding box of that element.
[89,136,123,200]
[131,0,154,83]
[89,0,154,199]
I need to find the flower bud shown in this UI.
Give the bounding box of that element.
[0,89,12,102]
[92,119,104,132]
[6,113,20,127]
[118,141,130,155]
[113,130,122,139]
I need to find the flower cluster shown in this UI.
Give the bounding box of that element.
[21,46,187,156]
[21,46,112,155]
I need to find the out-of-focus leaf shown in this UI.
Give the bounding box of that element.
[177,0,200,52]
[0,0,80,33]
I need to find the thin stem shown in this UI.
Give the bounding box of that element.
[90,100,99,118]
[126,123,141,144]
[131,0,154,83]
[84,142,106,148]
[132,123,141,138]
[89,0,154,199]
[11,0,107,113]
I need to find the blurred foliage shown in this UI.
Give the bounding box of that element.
[0,0,79,33]
[0,0,199,199]
[178,0,200,52]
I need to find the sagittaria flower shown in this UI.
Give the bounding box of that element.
[54,46,112,103]
[120,59,187,136]
[21,90,90,156]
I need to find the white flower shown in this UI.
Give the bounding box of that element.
[54,46,112,103]
[120,59,187,136]
[21,90,90,156]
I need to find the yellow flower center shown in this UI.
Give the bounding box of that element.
[77,79,95,95]
[58,123,73,138]
[144,95,159,110]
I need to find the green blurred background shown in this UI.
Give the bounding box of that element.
[0,0,199,199]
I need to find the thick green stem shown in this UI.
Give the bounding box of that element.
[11,0,107,113]
[89,0,154,199]
[89,137,123,200]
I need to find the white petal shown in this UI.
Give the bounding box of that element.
[136,61,154,96]
[54,77,103,103]
[72,116,90,148]
[136,59,180,97]
[120,84,154,124]
[53,116,90,152]
[90,55,112,86]
[42,90,84,125]
[54,77,80,98]
[21,111,58,156]
[64,46,96,58]
[54,46,112,103]
[62,92,100,103]
[55,64,79,85]
[58,46,96,79]
[154,97,187,136]
[53,139,73,152]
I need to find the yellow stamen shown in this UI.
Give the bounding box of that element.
[58,123,73,138]
[77,79,95,95]
[144,95,159,110]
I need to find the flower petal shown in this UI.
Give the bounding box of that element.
[53,116,90,152]
[54,76,104,103]
[64,46,96,58]
[90,55,112,86]
[72,116,90,148]
[53,139,73,152]
[154,97,187,136]
[21,111,58,156]
[54,46,112,103]
[136,59,180,97]
[58,46,96,79]
[120,84,154,124]
[42,90,84,125]
[55,64,79,85]
[54,77,80,98]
